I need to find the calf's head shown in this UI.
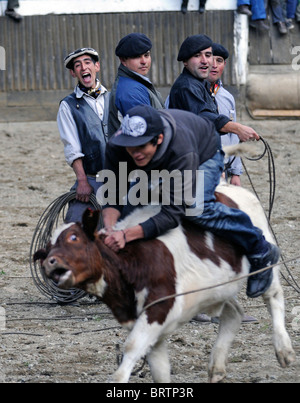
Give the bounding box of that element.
[34,209,102,290]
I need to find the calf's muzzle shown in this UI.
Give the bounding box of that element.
[43,255,75,289]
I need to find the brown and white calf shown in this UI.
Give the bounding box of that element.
[34,183,296,383]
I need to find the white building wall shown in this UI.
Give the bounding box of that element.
[0,0,237,16]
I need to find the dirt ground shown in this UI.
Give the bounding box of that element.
[0,117,300,384]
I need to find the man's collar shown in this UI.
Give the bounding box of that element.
[119,64,152,85]
[75,80,108,99]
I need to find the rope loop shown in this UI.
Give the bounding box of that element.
[29,191,102,304]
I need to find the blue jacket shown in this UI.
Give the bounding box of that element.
[108,64,165,137]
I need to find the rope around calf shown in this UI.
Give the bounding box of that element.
[242,137,300,294]
[140,255,300,317]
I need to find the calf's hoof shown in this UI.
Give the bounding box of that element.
[209,369,227,383]
[276,348,296,368]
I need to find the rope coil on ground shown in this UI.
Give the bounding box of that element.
[29,191,103,304]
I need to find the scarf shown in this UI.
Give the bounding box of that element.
[78,80,102,99]
[210,79,221,98]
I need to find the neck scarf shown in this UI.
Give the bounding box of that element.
[210,79,221,98]
[78,80,102,99]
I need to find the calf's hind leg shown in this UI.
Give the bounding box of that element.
[263,268,296,368]
[208,299,244,383]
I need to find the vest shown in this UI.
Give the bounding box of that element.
[62,91,110,175]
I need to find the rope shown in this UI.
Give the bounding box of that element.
[242,137,300,293]
[29,191,103,304]
[139,136,300,313]
[242,136,276,221]
[140,255,300,316]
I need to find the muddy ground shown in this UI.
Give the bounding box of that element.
[0,117,299,384]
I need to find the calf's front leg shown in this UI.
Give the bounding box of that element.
[209,299,244,383]
[147,338,171,383]
[110,315,167,383]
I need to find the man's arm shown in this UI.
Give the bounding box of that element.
[102,207,145,252]
[58,102,93,202]
[57,101,85,166]
[221,122,260,142]
[169,85,231,132]
[71,159,93,203]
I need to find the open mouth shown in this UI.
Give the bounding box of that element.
[50,267,68,283]
[48,267,74,289]
[82,72,92,83]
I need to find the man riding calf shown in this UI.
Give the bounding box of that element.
[101,105,280,299]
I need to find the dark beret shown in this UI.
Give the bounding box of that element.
[115,33,152,58]
[177,34,213,62]
[212,43,230,60]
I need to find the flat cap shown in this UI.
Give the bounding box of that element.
[177,34,213,61]
[115,33,152,58]
[212,43,230,60]
[64,47,99,69]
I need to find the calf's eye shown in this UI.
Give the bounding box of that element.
[70,234,77,242]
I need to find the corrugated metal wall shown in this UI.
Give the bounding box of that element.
[0,11,236,93]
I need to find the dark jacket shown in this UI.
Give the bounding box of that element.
[104,109,219,239]
[169,67,230,132]
[108,64,165,137]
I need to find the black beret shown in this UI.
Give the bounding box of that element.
[212,43,230,60]
[177,34,213,62]
[115,33,152,58]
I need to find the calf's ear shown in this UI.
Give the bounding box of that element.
[33,241,52,263]
[33,249,48,263]
[82,208,100,240]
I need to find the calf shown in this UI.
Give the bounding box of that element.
[34,183,295,383]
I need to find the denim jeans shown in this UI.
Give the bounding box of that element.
[268,0,285,23]
[238,0,267,20]
[186,149,265,256]
[286,0,297,18]
[65,177,102,224]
